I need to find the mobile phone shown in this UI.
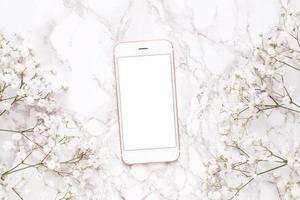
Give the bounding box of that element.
[113,40,180,164]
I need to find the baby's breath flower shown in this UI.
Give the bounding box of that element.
[0,33,101,199]
[204,9,300,200]
[2,141,14,152]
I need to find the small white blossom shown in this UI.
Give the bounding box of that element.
[282,96,291,104]
[13,63,25,73]
[0,33,101,200]
[267,47,276,55]
[2,141,14,151]
[290,185,300,198]
[12,133,22,141]
[0,102,11,111]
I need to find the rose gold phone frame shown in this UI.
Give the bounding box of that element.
[113,39,180,165]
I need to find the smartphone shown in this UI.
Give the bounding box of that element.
[113,40,180,164]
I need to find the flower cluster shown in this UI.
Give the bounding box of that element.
[203,11,300,200]
[0,33,101,200]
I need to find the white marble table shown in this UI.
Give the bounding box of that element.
[1,0,300,199]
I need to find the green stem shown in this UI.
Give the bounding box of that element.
[256,103,300,114]
[2,163,43,179]
[0,128,33,134]
[256,163,287,176]
[229,178,254,200]
[12,187,24,200]
[228,144,250,157]
[274,58,300,72]
[0,128,41,148]
[0,149,49,180]
[0,95,18,102]
[0,110,6,117]
[60,152,85,165]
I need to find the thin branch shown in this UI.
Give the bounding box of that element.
[256,163,287,176]
[229,178,254,200]
[274,58,300,72]
[0,95,18,102]
[283,86,300,109]
[12,187,24,200]
[227,144,250,157]
[0,127,41,148]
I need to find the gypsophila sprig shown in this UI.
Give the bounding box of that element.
[203,10,300,200]
[0,33,101,200]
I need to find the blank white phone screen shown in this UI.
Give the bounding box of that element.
[117,54,177,150]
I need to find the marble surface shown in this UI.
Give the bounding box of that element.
[1,0,300,199]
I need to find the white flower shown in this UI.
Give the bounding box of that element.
[70,187,79,196]
[12,133,22,141]
[16,87,26,96]
[37,99,47,108]
[211,191,222,200]
[1,74,12,84]
[285,15,295,32]
[277,179,287,191]
[46,100,56,112]
[252,173,258,179]
[2,141,14,151]
[16,150,27,160]
[24,95,34,105]
[282,96,291,104]
[284,193,291,200]
[267,47,276,56]
[255,64,266,74]
[14,63,25,73]
[34,136,44,144]
[254,96,262,104]
[273,170,281,178]
[47,139,55,148]
[265,68,274,76]
[73,170,81,178]
[290,185,300,198]
[61,81,69,90]
[87,155,101,168]
[288,86,296,92]
[287,157,295,167]
[248,87,256,96]
[220,187,230,197]
[0,102,11,111]
[46,158,59,170]
[220,135,227,142]
[10,79,19,88]
[0,186,8,199]
[0,32,100,200]
[207,163,218,174]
